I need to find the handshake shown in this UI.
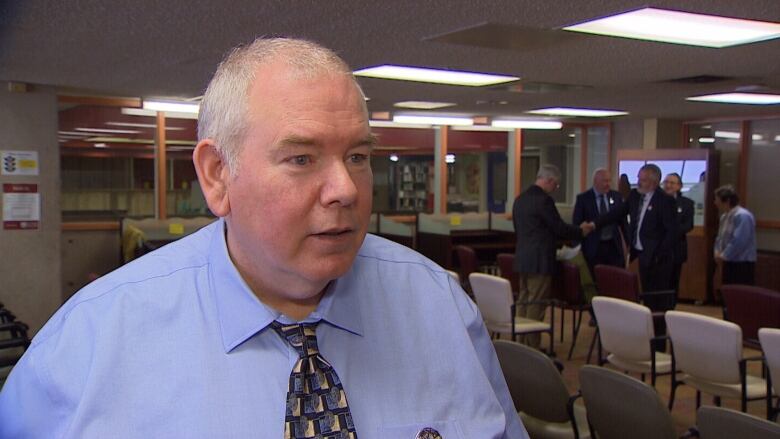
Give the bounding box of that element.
[579,221,596,236]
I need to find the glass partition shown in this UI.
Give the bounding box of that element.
[587,125,609,179]
[523,127,582,205]
[747,119,780,223]
[418,212,490,235]
[688,121,741,190]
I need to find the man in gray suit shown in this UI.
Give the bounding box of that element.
[512,164,593,348]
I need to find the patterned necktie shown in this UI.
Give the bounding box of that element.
[271,321,358,439]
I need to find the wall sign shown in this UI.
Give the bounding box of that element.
[1,150,39,176]
[3,183,40,230]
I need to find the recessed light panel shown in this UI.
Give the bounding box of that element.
[393,101,457,110]
[354,65,519,86]
[526,107,628,117]
[143,100,200,114]
[686,93,780,105]
[491,120,563,129]
[563,7,780,48]
[393,115,474,126]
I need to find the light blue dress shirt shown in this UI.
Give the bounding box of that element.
[0,219,528,438]
[715,206,757,262]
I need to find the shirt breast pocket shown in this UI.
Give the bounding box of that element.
[377,420,464,439]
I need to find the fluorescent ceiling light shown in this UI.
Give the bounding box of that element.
[106,122,185,131]
[122,107,200,120]
[698,137,716,143]
[491,120,563,129]
[389,154,399,162]
[143,100,200,114]
[527,107,628,117]
[686,93,780,105]
[451,125,513,132]
[85,137,196,146]
[354,65,519,87]
[369,120,432,129]
[563,7,780,48]
[75,127,140,134]
[393,101,457,110]
[711,131,762,141]
[94,143,107,148]
[714,130,740,139]
[393,115,473,126]
[57,131,93,137]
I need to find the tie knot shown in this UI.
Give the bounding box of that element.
[271,321,320,359]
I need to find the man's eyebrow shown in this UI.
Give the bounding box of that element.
[275,134,378,149]
[277,135,318,148]
[357,134,379,149]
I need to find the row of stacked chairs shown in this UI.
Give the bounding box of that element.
[496,340,780,439]
[0,302,31,388]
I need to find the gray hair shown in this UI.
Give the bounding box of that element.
[537,164,561,181]
[198,37,360,175]
[592,167,609,181]
[640,163,662,183]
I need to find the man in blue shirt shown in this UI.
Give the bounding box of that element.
[0,38,528,438]
[714,185,757,286]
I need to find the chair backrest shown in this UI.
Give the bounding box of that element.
[455,245,479,280]
[592,297,654,362]
[493,340,572,423]
[496,253,518,294]
[758,327,780,395]
[579,365,676,439]
[560,261,586,305]
[697,406,780,439]
[722,285,780,346]
[469,273,513,327]
[594,265,640,302]
[665,311,742,384]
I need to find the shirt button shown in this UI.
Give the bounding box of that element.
[416,427,443,439]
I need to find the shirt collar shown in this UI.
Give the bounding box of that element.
[207,219,363,353]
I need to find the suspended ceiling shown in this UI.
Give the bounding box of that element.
[0,0,778,123]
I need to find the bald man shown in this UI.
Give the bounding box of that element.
[572,168,627,277]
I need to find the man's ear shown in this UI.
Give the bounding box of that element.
[193,139,231,217]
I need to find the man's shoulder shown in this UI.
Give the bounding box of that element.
[358,234,442,271]
[574,190,591,204]
[33,224,217,347]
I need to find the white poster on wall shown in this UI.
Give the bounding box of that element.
[1,150,39,176]
[3,183,40,230]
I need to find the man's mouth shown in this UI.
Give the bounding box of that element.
[313,227,353,237]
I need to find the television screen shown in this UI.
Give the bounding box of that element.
[618,160,645,184]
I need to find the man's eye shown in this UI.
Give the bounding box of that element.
[289,155,310,166]
[348,154,368,164]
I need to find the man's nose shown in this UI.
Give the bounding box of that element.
[320,160,358,207]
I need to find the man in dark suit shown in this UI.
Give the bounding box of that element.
[597,164,676,351]
[663,172,694,299]
[573,168,627,277]
[599,163,677,293]
[513,164,594,348]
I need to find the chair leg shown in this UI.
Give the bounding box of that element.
[587,329,598,364]
[567,310,582,361]
[668,381,678,411]
[559,306,564,343]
